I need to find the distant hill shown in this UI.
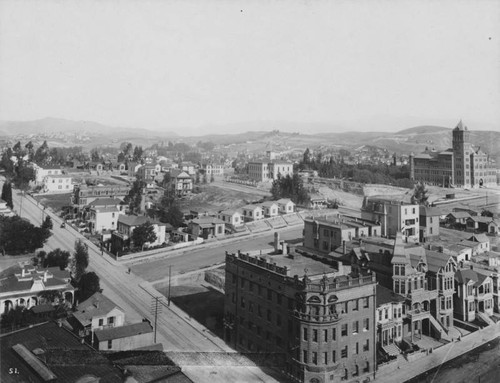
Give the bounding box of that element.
[395,125,451,135]
[0,117,178,138]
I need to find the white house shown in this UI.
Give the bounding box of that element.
[241,204,264,222]
[33,164,63,184]
[43,174,72,193]
[218,209,243,227]
[88,198,126,233]
[277,198,296,214]
[73,292,125,337]
[111,215,167,253]
[261,201,279,217]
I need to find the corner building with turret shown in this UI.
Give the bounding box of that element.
[224,250,377,383]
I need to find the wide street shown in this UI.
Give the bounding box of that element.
[127,225,303,283]
[3,179,283,382]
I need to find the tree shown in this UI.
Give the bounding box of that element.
[43,248,71,270]
[411,182,429,205]
[78,272,101,302]
[41,216,53,231]
[195,172,200,184]
[124,177,144,214]
[0,215,51,254]
[90,148,100,162]
[481,210,494,218]
[1,181,13,209]
[133,146,143,161]
[132,221,157,249]
[210,173,215,183]
[72,240,89,283]
[202,173,208,184]
[34,140,50,164]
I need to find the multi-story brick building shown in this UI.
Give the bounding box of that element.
[247,160,293,182]
[303,214,381,254]
[411,121,497,188]
[361,196,420,242]
[224,249,377,383]
[72,184,131,212]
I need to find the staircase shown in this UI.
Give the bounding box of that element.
[428,315,452,342]
[382,343,401,357]
[477,312,495,326]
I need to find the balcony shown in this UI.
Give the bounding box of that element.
[406,308,430,321]
[408,288,438,302]
[292,311,340,323]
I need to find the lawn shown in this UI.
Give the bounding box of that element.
[33,193,72,214]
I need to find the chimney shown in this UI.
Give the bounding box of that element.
[282,241,288,256]
[439,246,444,253]
[274,232,280,252]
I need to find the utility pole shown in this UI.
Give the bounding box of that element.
[168,265,172,307]
[150,296,162,344]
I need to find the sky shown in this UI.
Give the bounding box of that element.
[0,0,499,135]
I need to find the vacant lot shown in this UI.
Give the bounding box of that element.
[33,193,72,213]
[156,284,225,338]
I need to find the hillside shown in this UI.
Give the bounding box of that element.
[0,117,178,139]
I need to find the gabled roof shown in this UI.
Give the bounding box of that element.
[468,234,489,243]
[94,321,153,341]
[276,198,294,205]
[190,216,225,227]
[118,215,164,227]
[219,209,242,216]
[241,204,262,211]
[425,250,454,273]
[455,269,489,286]
[73,292,123,327]
[89,197,124,207]
[447,211,471,219]
[261,201,279,208]
[376,285,405,307]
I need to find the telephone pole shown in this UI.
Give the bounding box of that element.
[150,296,163,344]
[168,265,172,306]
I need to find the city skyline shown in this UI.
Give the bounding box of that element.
[1,0,499,135]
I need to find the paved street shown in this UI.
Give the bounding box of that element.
[127,225,303,283]
[6,185,281,382]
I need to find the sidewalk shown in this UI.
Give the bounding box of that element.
[375,322,500,382]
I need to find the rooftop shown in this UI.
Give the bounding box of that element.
[73,292,123,327]
[118,215,164,227]
[376,285,405,307]
[94,321,153,341]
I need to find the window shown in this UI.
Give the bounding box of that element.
[108,340,112,349]
[341,324,348,336]
[353,321,359,334]
[352,299,359,311]
[249,302,254,313]
[303,350,308,363]
[249,282,253,292]
[363,339,369,351]
[240,297,245,309]
[98,319,104,326]
[277,294,282,305]
[332,328,336,341]
[313,329,318,342]
[341,346,348,358]
[240,278,245,288]
[303,328,308,341]
[267,289,272,301]
[363,297,369,308]
[324,329,328,342]
[332,350,336,363]
[363,318,369,331]
[267,309,272,322]
[107,316,114,325]
[384,308,388,320]
[277,314,282,326]
[258,305,262,317]
[312,352,318,365]
[355,342,359,354]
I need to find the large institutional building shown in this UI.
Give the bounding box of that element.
[224,249,377,383]
[410,121,497,188]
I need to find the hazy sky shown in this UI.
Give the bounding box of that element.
[0,0,499,135]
